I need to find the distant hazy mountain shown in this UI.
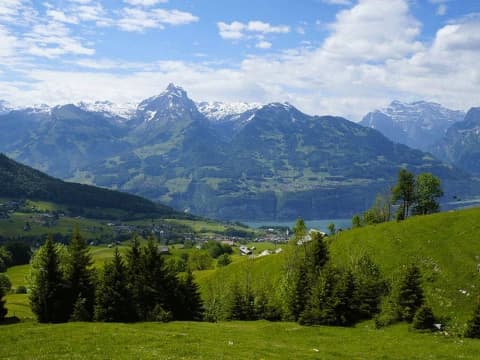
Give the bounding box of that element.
[1,86,475,220]
[431,108,480,175]
[360,100,465,151]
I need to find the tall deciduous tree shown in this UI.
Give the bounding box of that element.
[66,227,95,321]
[30,235,69,323]
[392,169,415,220]
[413,173,443,215]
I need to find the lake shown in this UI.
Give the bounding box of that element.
[243,218,351,230]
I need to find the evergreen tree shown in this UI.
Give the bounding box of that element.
[465,299,480,339]
[66,227,95,321]
[125,236,144,321]
[94,248,134,322]
[354,255,387,319]
[412,305,435,330]
[291,264,309,321]
[293,218,307,243]
[305,231,329,276]
[397,264,424,322]
[228,283,248,320]
[30,235,70,323]
[142,237,176,320]
[299,266,339,325]
[70,297,90,322]
[0,283,7,322]
[177,270,204,321]
[333,269,358,326]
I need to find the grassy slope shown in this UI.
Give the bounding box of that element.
[1,321,479,360]
[3,208,480,358]
[331,207,480,332]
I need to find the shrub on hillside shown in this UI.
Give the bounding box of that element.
[465,300,480,339]
[412,305,436,331]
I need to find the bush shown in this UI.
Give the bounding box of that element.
[412,305,435,330]
[15,286,27,294]
[465,301,480,339]
[217,254,232,267]
[0,273,11,293]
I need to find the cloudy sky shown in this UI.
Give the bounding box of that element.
[0,0,479,120]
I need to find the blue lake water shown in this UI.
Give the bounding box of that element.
[243,218,351,231]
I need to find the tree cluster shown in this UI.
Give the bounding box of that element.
[29,232,203,323]
[352,169,443,227]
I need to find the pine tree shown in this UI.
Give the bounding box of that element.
[333,270,358,326]
[306,231,329,277]
[70,297,90,322]
[125,236,143,321]
[299,266,339,325]
[465,299,480,338]
[412,305,435,330]
[228,283,247,320]
[291,264,309,321]
[94,248,134,322]
[142,237,175,320]
[30,235,69,323]
[0,284,7,322]
[177,270,204,321]
[66,227,95,321]
[354,255,387,320]
[397,264,424,322]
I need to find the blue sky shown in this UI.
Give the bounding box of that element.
[0,0,479,120]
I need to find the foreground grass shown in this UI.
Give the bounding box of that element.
[1,321,479,359]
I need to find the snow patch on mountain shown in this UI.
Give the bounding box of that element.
[78,100,136,119]
[376,100,464,130]
[197,101,262,122]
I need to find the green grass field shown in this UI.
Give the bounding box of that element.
[3,207,480,358]
[1,321,479,359]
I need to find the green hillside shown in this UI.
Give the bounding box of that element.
[0,153,179,219]
[197,207,480,333]
[330,207,480,331]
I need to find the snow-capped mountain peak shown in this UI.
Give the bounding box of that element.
[361,100,465,151]
[0,100,12,114]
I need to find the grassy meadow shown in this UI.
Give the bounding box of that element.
[3,207,480,358]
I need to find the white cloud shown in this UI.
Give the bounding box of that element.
[217,20,290,40]
[322,0,352,5]
[123,0,168,6]
[0,25,17,58]
[23,21,95,58]
[437,4,447,16]
[118,7,198,32]
[1,0,479,123]
[256,41,272,49]
[323,0,423,61]
[217,21,245,39]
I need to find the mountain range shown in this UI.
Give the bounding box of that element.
[1,84,478,220]
[361,101,480,176]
